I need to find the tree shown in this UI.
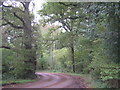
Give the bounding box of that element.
[39,2,86,72]
[1,1,37,79]
[83,2,120,88]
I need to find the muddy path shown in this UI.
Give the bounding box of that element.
[2,72,89,88]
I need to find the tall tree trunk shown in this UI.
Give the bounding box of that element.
[116,3,120,63]
[23,2,36,79]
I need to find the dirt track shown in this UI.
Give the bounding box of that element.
[2,72,89,88]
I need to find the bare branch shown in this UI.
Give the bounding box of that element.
[0,23,8,27]
[13,12,25,24]
[59,19,71,32]
[63,25,69,32]
[2,4,13,8]
[2,4,24,12]
[20,2,26,9]
[0,46,11,49]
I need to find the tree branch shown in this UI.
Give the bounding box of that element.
[0,46,11,49]
[2,4,24,12]
[59,2,78,7]
[3,18,23,29]
[59,19,71,32]
[0,23,8,27]
[2,4,13,8]
[20,2,26,9]
[13,12,25,24]
[62,25,69,32]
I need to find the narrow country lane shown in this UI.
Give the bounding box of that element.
[2,72,89,88]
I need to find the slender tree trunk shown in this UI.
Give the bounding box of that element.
[41,52,44,70]
[70,38,75,73]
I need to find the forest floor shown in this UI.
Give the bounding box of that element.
[2,72,90,88]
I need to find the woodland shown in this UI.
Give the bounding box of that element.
[0,1,120,88]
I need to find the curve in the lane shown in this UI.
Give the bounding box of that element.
[25,72,75,88]
[3,72,86,88]
[44,73,69,88]
[2,73,54,88]
[26,73,56,88]
[28,73,62,88]
[45,73,74,88]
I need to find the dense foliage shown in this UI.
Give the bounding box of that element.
[38,2,120,88]
[1,1,119,88]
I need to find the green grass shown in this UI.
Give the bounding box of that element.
[65,72,107,88]
[1,79,36,86]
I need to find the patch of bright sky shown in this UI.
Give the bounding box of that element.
[30,0,46,23]
[30,0,62,26]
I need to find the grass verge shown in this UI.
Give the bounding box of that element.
[64,72,107,88]
[1,79,36,86]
